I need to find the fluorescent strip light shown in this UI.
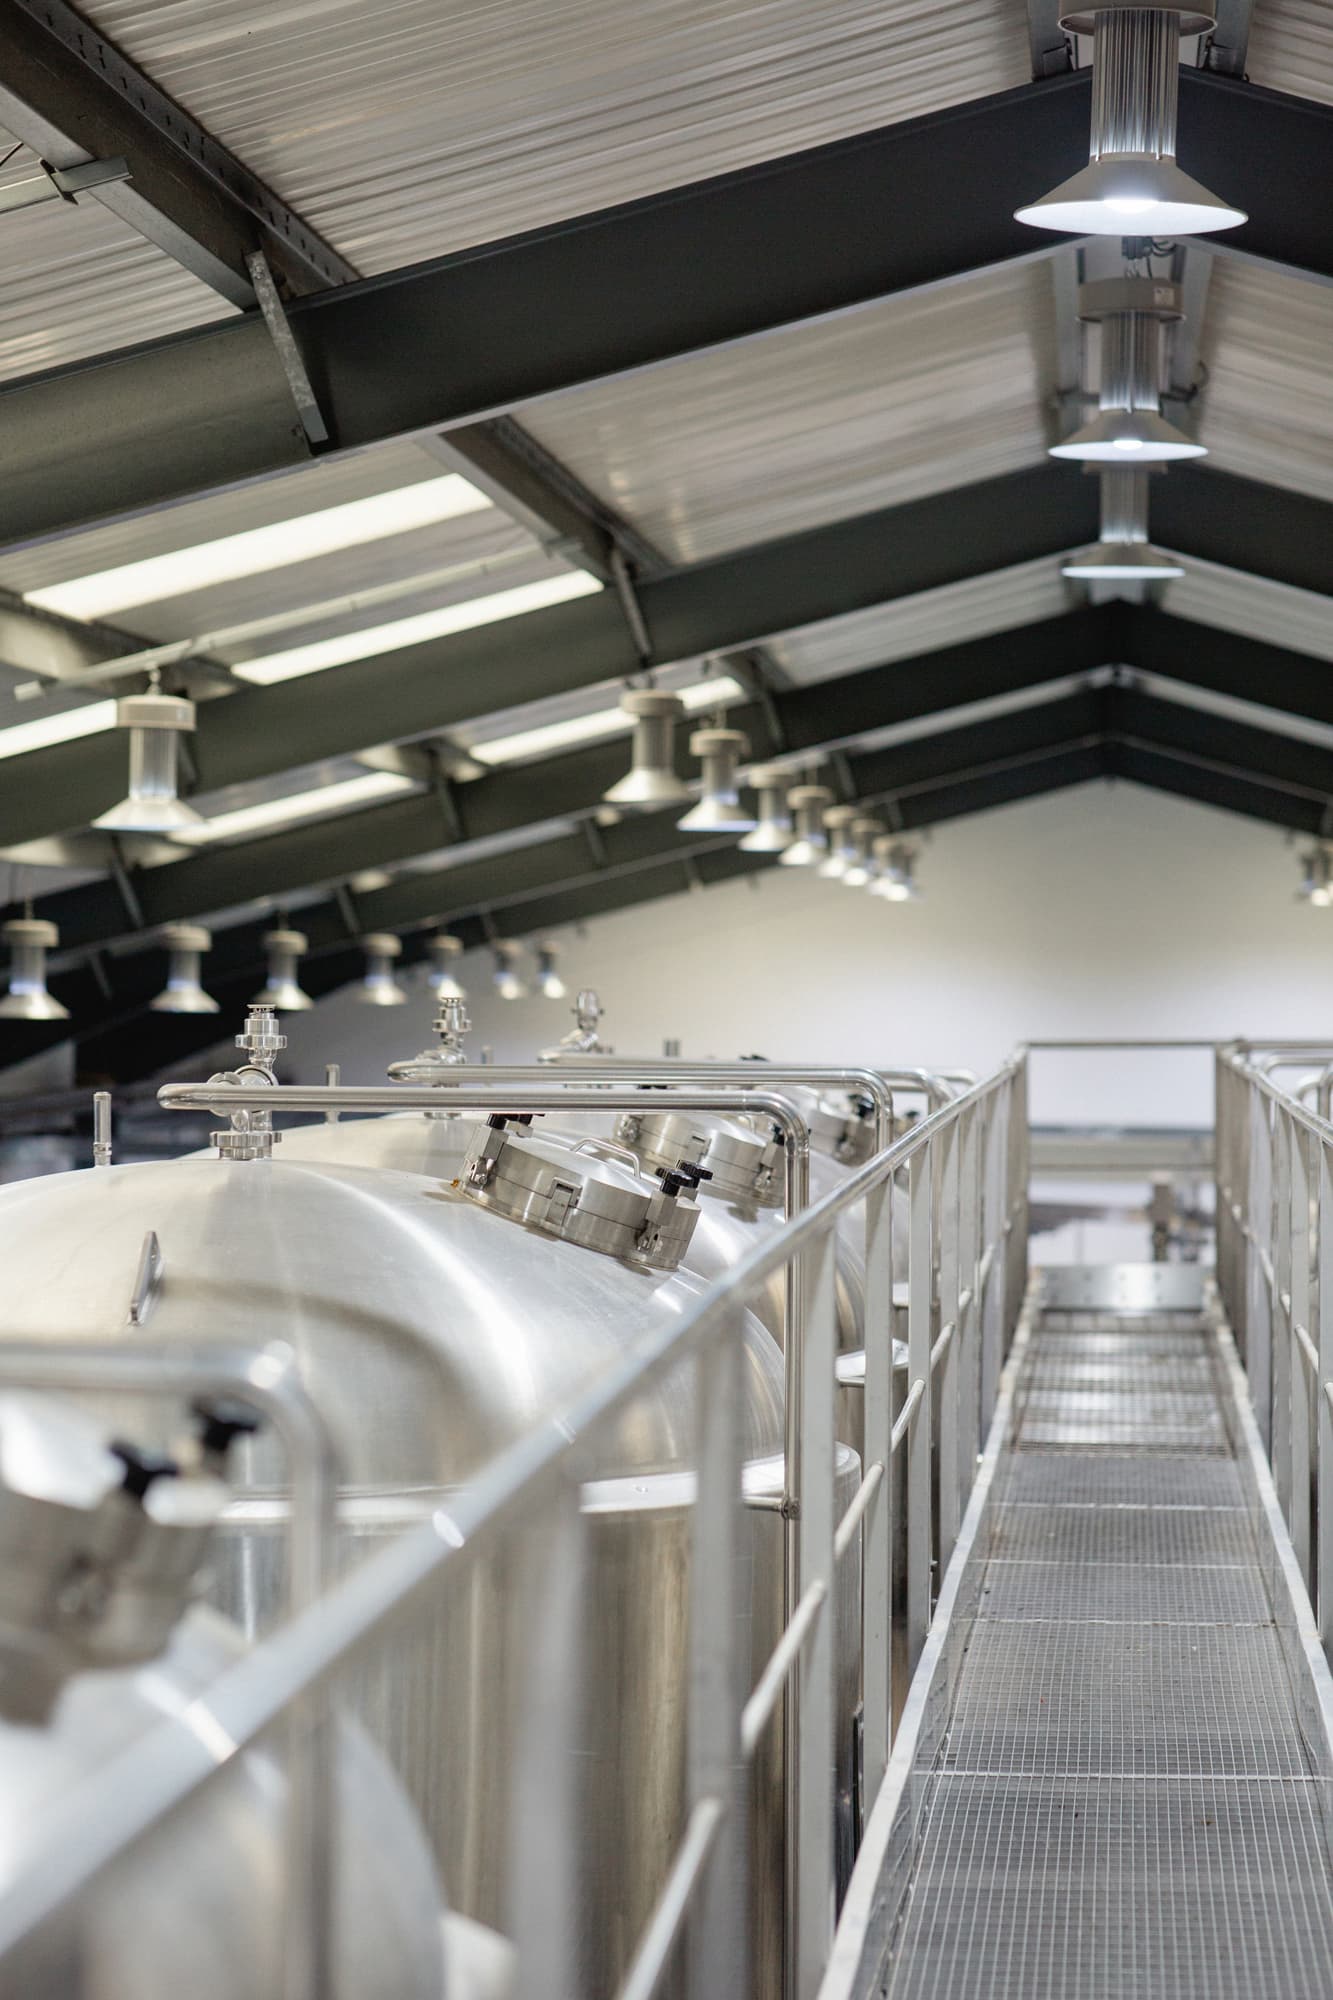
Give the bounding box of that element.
[471,676,747,769]
[26,475,491,621]
[230,571,603,685]
[0,698,117,761]
[168,770,415,847]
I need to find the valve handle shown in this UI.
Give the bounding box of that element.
[109,1440,180,1503]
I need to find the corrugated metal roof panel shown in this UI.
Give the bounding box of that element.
[519,266,1056,562]
[104,511,545,651]
[1245,1,1333,107]
[0,128,230,381]
[0,440,452,595]
[84,0,1031,274]
[768,557,1072,684]
[1164,555,1333,667]
[1199,259,1333,504]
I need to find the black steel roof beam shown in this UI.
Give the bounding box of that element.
[6,449,1333,854]
[24,741,1110,1082]
[0,465,1106,849]
[1105,740,1326,832]
[2,68,1332,548]
[4,459,1333,855]
[5,610,1116,955]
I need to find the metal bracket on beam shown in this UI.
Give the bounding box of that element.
[0,154,130,216]
[609,548,653,669]
[87,950,112,1002]
[427,753,466,845]
[106,839,144,931]
[582,819,610,870]
[1028,2,1074,76]
[1203,0,1252,75]
[333,884,361,938]
[244,249,329,448]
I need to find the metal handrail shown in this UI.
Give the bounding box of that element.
[1215,1047,1333,1658]
[0,1341,338,2000]
[0,1056,1027,2000]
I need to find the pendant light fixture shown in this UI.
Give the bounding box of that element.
[871,839,923,902]
[779,785,834,868]
[1015,4,1245,237]
[536,940,567,999]
[602,691,691,810]
[92,684,203,834]
[1062,467,1186,579]
[840,817,886,889]
[253,928,312,1011]
[427,932,466,999]
[1296,849,1333,908]
[816,805,861,879]
[1050,279,1204,463]
[356,932,408,1005]
[493,941,527,1000]
[738,766,795,854]
[0,918,68,1021]
[150,923,219,1015]
[677,727,756,833]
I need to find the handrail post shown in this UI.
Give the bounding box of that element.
[685,1309,748,1997]
[794,1227,837,2000]
[860,1169,894,1808]
[906,1142,934,1675]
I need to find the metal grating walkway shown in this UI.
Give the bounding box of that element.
[884,1272,1333,1999]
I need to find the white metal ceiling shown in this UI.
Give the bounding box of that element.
[1163,555,1333,667]
[769,558,1073,685]
[519,265,1057,561]
[84,0,1031,274]
[0,128,232,381]
[1198,259,1333,505]
[1245,0,1333,105]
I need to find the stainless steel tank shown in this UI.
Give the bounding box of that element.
[3,1608,448,2000]
[0,1143,836,1998]
[0,1392,445,2000]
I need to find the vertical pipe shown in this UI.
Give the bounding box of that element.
[1247,1088,1273,1452]
[508,1487,586,2000]
[92,1091,113,1168]
[907,1144,934,1674]
[937,1123,962,1572]
[1273,1109,1293,1524]
[860,1172,894,1807]
[687,1317,748,1997]
[1290,1120,1313,1586]
[795,1227,837,2000]
[1312,1144,1320,1656]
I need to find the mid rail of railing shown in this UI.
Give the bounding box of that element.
[0,1057,1027,2000]
[1215,1046,1333,1649]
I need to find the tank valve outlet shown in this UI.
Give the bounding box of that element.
[636,1163,709,1261]
[108,1441,180,1502]
[387,994,472,1085]
[235,1002,286,1074]
[0,1396,237,1721]
[189,1396,262,1468]
[92,1090,113,1168]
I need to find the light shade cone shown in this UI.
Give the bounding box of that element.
[1050,407,1205,464]
[1015,155,1246,237]
[0,990,69,1021]
[603,766,693,809]
[1062,540,1186,580]
[94,793,205,834]
[677,795,757,833]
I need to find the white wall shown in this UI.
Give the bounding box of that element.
[270,782,1333,1128]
